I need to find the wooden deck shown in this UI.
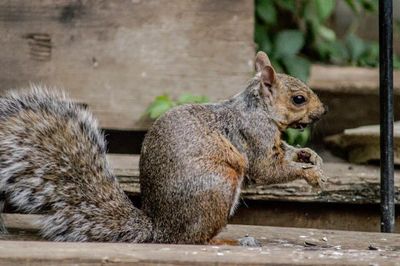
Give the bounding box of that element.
[1,155,399,264]
[1,215,399,265]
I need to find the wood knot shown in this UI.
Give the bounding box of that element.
[24,33,52,61]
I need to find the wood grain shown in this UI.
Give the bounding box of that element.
[0,219,399,265]
[106,154,400,204]
[0,0,254,130]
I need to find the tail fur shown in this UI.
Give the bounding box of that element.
[0,86,153,242]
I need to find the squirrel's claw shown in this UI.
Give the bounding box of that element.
[303,167,328,190]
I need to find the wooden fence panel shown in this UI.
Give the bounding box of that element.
[0,0,254,129]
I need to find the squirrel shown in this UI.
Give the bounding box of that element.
[0,51,326,244]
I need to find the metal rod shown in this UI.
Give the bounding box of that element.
[379,0,395,233]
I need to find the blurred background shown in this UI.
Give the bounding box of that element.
[0,1,399,233]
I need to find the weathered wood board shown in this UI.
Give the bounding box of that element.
[0,0,254,130]
[107,154,400,204]
[309,66,400,138]
[309,65,400,95]
[0,217,399,265]
[230,199,400,233]
[325,122,400,164]
[3,156,400,233]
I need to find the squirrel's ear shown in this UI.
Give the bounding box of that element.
[255,51,272,72]
[261,65,276,87]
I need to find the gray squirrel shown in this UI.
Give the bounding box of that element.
[0,52,326,244]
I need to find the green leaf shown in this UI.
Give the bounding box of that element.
[345,34,367,64]
[274,30,305,58]
[256,0,277,25]
[255,24,272,53]
[260,37,273,54]
[317,25,336,42]
[146,95,175,119]
[295,127,311,147]
[303,1,319,24]
[315,0,335,21]
[284,127,311,147]
[281,56,311,83]
[255,24,268,46]
[177,93,209,105]
[284,128,297,146]
[275,0,297,12]
[360,0,377,12]
[396,18,400,31]
[394,55,400,69]
[344,0,361,14]
[316,41,349,65]
[270,58,284,73]
[357,42,379,67]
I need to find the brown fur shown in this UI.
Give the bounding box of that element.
[139,52,327,244]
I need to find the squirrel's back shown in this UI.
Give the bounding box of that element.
[0,87,153,242]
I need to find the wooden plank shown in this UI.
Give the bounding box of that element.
[309,64,400,95]
[106,154,400,204]
[3,214,41,231]
[343,122,400,138]
[0,220,399,265]
[325,122,400,164]
[0,0,254,130]
[313,91,400,139]
[4,202,400,235]
[231,200,400,233]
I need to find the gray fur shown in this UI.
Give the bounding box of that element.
[0,86,152,242]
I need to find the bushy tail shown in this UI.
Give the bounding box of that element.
[0,87,153,242]
[0,191,7,233]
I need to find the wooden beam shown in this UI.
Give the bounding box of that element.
[309,64,400,95]
[0,221,399,265]
[106,154,400,204]
[325,122,400,164]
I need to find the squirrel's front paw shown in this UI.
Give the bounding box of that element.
[293,148,327,189]
[295,148,323,167]
[302,166,328,189]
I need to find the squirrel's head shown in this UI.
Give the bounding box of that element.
[254,51,326,131]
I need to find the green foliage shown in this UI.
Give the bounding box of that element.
[177,93,209,105]
[274,30,305,58]
[284,127,311,147]
[345,0,378,13]
[146,93,209,120]
[281,55,311,85]
[256,0,277,25]
[255,0,399,82]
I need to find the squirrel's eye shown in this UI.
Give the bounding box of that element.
[292,95,306,105]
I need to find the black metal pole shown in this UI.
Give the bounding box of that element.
[379,0,395,233]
